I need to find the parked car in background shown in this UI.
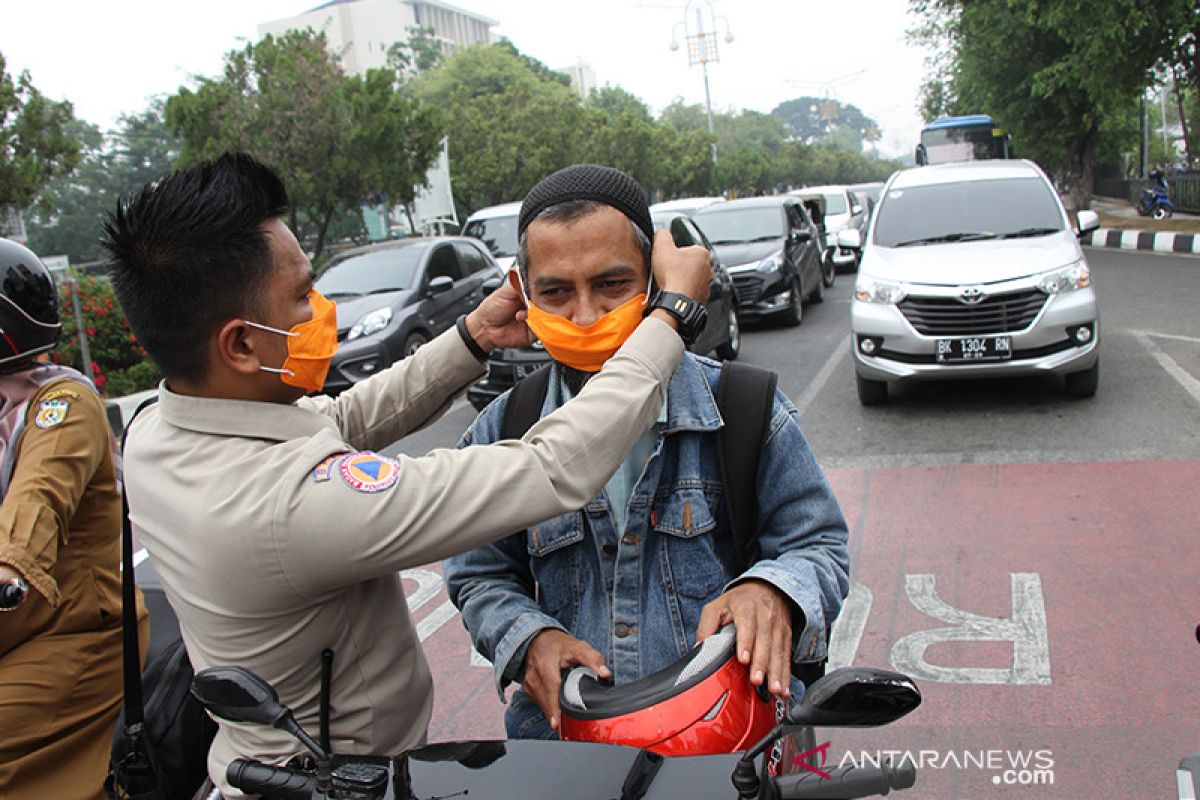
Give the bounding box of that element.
[462,201,521,271]
[649,196,725,217]
[791,185,870,275]
[467,213,740,412]
[692,195,824,326]
[848,181,886,218]
[843,159,1101,406]
[316,236,502,394]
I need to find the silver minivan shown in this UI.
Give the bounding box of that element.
[840,160,1101,405]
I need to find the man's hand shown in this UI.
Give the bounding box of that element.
[651,229,711,306]
[465,278,535,352]
[695,580,793,698]
[522,628,611,732]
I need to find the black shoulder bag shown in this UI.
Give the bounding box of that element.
[106,397,217,800]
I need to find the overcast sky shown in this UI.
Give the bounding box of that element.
[3,1,930,157]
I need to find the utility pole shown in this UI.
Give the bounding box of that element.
[670,0,733,167]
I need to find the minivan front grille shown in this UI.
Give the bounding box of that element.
[898,289,1047,335]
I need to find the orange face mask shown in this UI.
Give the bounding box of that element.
[245,290,339,393]
[521,274,648,372]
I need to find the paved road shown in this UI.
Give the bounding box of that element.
[385,247,1199,798]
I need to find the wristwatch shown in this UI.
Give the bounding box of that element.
[0,576,28,612]
[646,290,708,345]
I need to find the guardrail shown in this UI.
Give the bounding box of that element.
[1095,174,1200,214]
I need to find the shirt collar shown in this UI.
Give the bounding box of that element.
[548,353,722,435]
[156,381,338,441]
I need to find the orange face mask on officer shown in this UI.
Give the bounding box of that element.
[244,290,339,393]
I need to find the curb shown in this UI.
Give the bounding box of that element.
[1082,228,1200,255]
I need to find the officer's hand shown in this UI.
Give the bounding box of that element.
[523,628,610,732]
[465,279,535,352]
[651,229,711,306]
[695,580,793,698]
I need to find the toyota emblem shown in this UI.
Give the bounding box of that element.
[959,286,986,305]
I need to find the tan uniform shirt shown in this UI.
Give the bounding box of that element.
[0,379,147,800]
[125,319,683,792]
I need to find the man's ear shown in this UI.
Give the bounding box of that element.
[214,319,264,377]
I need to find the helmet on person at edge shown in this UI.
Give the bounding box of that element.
[0,238,62,373]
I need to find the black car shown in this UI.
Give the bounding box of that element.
[466,214,741,412]
[317,236,502,394]
[691,196,825,326]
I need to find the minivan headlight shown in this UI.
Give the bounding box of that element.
[1036,261,1090,294]
[347,307,393,341]
[757,251,784,273]
[855,278,907,305]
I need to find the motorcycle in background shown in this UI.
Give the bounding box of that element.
[1137,169,1175,220]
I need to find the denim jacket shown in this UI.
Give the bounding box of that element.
[443,353,850,738]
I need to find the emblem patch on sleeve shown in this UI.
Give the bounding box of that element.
[35,398,71,429]
[311,454,343,483]
[338,452,401,493]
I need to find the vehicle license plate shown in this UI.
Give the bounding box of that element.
[935,336,1013,363]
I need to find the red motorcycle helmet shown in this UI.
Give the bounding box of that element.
[558,625,779,756]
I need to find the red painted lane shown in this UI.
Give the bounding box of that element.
[412,459,1200,798]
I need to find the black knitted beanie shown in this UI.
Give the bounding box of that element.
[518,164,654,242]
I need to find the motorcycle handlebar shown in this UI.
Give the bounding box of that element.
[227,758,317,799]
[775,759,916,799]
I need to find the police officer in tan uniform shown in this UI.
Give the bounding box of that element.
[0,238,148,799]
[101,153,711,793]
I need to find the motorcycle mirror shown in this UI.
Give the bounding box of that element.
[192,666,331,764]
[192,666,290,728]
[786,667,921,728]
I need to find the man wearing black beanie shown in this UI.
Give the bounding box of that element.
[445,164,849,741]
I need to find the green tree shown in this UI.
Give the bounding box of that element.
[387,25,445,79]
[410,43,589,216]
[26,103,178,263]
[911,0,1194,207]
[771,96,882,151]
[167,30,444,258]
[0,52,79,218]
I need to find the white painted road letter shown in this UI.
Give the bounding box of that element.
[889,573,1050,685]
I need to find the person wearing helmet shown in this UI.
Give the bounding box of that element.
[0,239,148,798]
[101,153,710,793]
[443,164,850,742]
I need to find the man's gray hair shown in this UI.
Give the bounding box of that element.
[515,200,653,288]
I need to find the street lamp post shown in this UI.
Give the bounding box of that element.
[670,0,733,167]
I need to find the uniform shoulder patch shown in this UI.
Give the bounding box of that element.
[338,451,401,493]
[311,453,346,483]
[41,387,81,402]
[35,398,71,429]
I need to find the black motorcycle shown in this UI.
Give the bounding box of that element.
[191,662,921,800]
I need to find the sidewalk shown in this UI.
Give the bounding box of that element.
[1082,197,1200,255]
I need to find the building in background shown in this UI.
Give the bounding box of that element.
[557,62,597,100]
[259,0,497,77]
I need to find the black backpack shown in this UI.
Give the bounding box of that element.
[106,398,217,800]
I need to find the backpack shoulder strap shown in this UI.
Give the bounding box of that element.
[714,362,778,572]
[501,365,552,441]
[119,395,159,729]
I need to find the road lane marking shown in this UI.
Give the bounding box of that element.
[795,341,849,418]
[890,573,1051,685]
[1133,330,1200,406]
[828,581,873,670]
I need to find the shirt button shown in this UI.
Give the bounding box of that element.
[602,543,617,556]
[615,623,632,638]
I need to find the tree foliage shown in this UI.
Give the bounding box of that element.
[25,104,178,263]
[771,96,882,151]
[910,0,1196,207]
[0,52,80,217]
[166,29,444,258]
